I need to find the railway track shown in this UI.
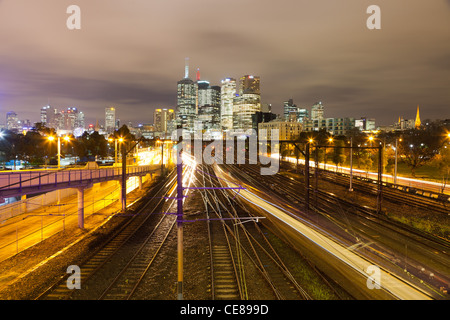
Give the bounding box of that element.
[35,170,179,300]
[226,163,450,297]
[199,163,244,300]
[196,163,312,300]
[283,160,449,215]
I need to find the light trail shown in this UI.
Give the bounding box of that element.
[213,165,433,300]
[281,155,448,194]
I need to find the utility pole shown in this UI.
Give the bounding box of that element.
[394,138,398,185]
[305,142,310,213]
[176,136,184,300]
[161,140,165,174]
[314,145,318,209]
[121,141,126,212]
[349,137,353,192]
[377,145,383,214]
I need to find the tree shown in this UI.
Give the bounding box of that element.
[88,131,107,159]
[73,131,107,160]
[0,130,20,168]
[431,144,450,191]
[16,131,47,165]
[398,127,444,177]
[332,140,347,170]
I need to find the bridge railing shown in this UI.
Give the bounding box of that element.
[0,165,156,195]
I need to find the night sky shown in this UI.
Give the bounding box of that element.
[0,0,449,127]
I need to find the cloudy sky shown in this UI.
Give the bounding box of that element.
[0,0,449,127]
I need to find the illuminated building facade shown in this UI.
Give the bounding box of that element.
[233,75,261,131]
[105,107,116,133]
[220,78,236,131]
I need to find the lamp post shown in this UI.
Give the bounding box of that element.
[349,137,353,192]
[324,136,333,171]
[48,135,71,168]
[394,138,402,185]
[158,139,165,174]
[108,137,124,165]
[304,138,313,213]
[367,135,383,214]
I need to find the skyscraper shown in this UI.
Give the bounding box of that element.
[233,93,261,131]
[6,111,19,132]
[105,107,116,133]
[177,58,197,131]
[233,75,261,131]
[311,102,324,121]
[60,107,84,132]
[297,108,309,123]
[198,85,221,131]
[283,99,297,121]
[154,108,175,135]
[40,105,57,127]
[239,75,260,96]
[220,78,236,131]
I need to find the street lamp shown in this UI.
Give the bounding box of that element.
[349,137,353,191]
[108,137,124,165]
[48,135,71,168]
[157,139,165,173]
[394,138,402,185]
[324,137,333,171]
[366,135,383,214]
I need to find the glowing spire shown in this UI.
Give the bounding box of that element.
[196,68,200,81]
[415,105,421,128]
[184,57,189,79]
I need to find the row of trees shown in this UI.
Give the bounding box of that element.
[284,121,450,180]
[0,124,148,167]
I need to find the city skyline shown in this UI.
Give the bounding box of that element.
[0,1,449,127]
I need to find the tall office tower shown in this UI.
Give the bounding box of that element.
[105,107,116,133]
[283,99,297,121]
[40,105,50,124]
[233,75,261,131]
[297,108,309,123]
[311,102,324,121]
[60,107,84,132]
[177,58,197,131]
[198,83,221,131]
[197,80,211,108]
[233,93,261,131]
[154,108,175,134]
[239,75,260,96]
[220,78,236,131]
[6,111,19,132]
[40,105,57,127]
[76,109,85,129]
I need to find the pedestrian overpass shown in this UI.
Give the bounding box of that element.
[0,163,160,228]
